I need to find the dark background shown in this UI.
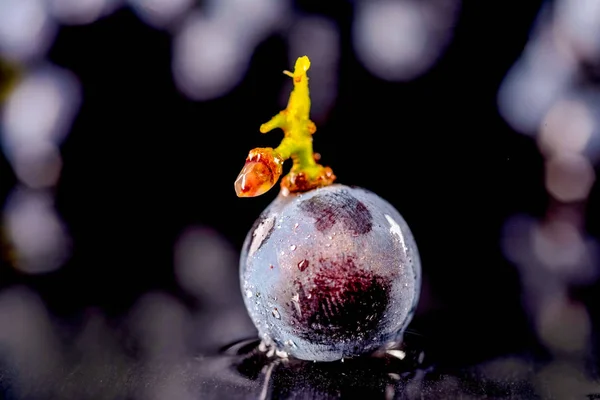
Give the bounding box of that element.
[2,0,599,396]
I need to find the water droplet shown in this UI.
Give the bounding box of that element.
[294,223,299,230]
[272,308,281,319]
[297,259,309,272]
[290,245,297,251]
[388,373,401,381]
[246,290,253,298]
[341,358,344,363]
[275,349,289,358]
[284,339,297,349]
[328,236,333,240]
[386,349,406,360]
[307,293,312,299]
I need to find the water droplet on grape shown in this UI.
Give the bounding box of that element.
[272,308,281,319]
[246,290,253,298]
[290,245,297,251]
[297,259,309,272]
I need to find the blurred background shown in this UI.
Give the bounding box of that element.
[1,0,600,398]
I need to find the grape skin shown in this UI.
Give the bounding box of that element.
[240,184,421,362]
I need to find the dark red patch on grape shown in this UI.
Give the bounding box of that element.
[287,255,390,343]
[298,190,372,235]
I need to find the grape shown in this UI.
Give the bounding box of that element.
[240,184,421,362]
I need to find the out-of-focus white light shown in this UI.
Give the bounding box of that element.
[128,0,193,29]
[497,60,575,136]
[538,99,594,156]
[12,140,63,189]
[555,0,600,60]
[128,292,190,362]
[497,19,577,135]
[533,218,586,271]
[46,0,121,25]
[3,187,71,274]
[544,153,595,202]
[0,287,61,388]
[1,65,81,150]
[353,0,457,81]
[174,226,238,304]
[287,16,339,123]
[1,65,81,184]
[536,295,590,355]
[205,0,289,45]
[353,1,428,81]
[173,12,250,101]
[0,0,57,61]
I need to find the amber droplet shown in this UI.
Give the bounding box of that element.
[235,148,283,197]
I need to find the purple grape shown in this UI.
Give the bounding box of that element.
[240,184,421,362]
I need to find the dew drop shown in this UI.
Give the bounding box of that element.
[290,245,297,251]
[284,339,297,348]
[328,236,333,240]
[275,349,288,358]
[245,290,253,298]
[272,308,281,319]
[297,259,309,272]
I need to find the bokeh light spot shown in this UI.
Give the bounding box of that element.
[47,0,120,25]
[544,153,595,202]
[538,99,594,157]
[0,0,57,61]
[173,12,250,101]
[128,0,192,29]
[3,187,71,274]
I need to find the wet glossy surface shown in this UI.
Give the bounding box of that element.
[2,329,598,400]
[240,184,421,361]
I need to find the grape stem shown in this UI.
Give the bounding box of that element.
[235,56,335,198]
[260,56,318,171]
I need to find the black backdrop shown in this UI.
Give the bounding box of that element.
[3,0,598,376]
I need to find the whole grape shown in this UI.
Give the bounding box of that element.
[240,184,421,362]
